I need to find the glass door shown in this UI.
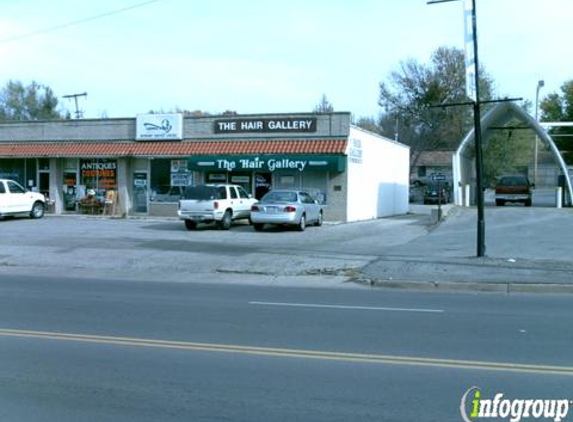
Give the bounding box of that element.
[39,172,50,198]
[63,171,78,211]
[133,171,149,213]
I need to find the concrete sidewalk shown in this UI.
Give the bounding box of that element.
[357,205,573,293]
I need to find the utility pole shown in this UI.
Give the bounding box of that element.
[534,80,545,186]
[428,0,486,257]
[63,92,87,119]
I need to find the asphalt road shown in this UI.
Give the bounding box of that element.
[1,276,572,421]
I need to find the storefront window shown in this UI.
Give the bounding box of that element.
[78,159,117,209]
[300,170,327,205]
[0,159,26,186]
[150,158,170,195]
[276,174,298,189]
[254,173,271,199]
[38,158,50,171]
[229,173,251,194]
[80,159,117,192]
[150,159,192,203]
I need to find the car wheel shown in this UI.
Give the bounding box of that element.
[218,210,232,230]
[525,199,532,207]
[495,199,504,206]
[184,220,197,230]
[30,201,45,219]
[314,211,323,227]
[253,223,264,231]
[297,214,306,232]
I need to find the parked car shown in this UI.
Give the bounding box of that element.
[495,175,533,206]
[250,190,323,231]
[0,179,45,219]
[423,182,451,205]
[178,184,256,230]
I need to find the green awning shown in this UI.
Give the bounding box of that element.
[188,154,345,173]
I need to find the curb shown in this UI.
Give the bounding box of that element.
[352,277,573,295]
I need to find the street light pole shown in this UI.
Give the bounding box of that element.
[534,80,545,186]
[470,0,486,257]
[429,0,485,257]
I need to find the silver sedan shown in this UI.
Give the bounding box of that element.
[250,190,323,231]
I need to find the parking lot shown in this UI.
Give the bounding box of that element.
[0,202,571,287]
[0,211,429,284]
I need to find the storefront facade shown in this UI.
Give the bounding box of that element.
[0,112,409,222]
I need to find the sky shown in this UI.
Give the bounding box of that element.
[0,0,571,120]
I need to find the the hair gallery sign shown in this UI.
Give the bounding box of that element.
[214,117,317,134]
[136,113,183,141]
[188,154,345,173]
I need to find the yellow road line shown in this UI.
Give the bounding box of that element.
[1,328,572,376]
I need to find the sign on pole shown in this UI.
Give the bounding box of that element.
[463,0,477,102]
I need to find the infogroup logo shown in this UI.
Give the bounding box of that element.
[460,387,571,422]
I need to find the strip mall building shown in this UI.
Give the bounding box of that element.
[0,112,409,222]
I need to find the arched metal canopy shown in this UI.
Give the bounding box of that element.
[453,101,572,205]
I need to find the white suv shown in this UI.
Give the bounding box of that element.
[178,184,257,230]
[0,179,46,219]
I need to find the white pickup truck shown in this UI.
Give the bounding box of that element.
[0,179,46,219]
[177,184,257,230]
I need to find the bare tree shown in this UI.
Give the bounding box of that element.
[313,94,334,113]
[378,46,494,173]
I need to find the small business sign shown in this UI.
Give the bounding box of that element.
[170,172,193,187]
[170,160,188,173]
[80,159,117,189]
[348,138,363,164]
[230,175,250,184]
[136,113,183,141]
[214,117,317,134]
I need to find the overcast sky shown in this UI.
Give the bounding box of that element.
[0,0,570,120]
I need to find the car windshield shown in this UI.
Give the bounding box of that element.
[183,186,220,200]
[260,191,298,203]
[499,176,528,186]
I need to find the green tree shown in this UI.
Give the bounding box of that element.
[0,80,62,121]
[540,79,573,164]
[482,127,534,187]
[378,46,495,173]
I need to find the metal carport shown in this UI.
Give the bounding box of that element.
[453,101,572,206]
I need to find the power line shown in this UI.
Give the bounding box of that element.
[0,0,163,44]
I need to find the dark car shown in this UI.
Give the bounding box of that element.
[495,175,533,206]
[423,182,451,205]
